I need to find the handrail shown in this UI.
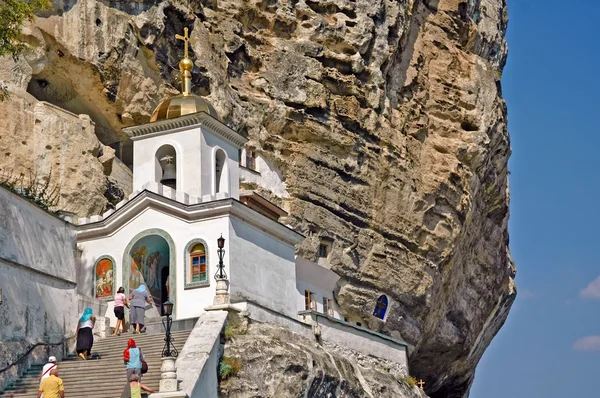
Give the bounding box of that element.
[0,336,72,376]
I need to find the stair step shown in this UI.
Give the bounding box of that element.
[0,328,193,397]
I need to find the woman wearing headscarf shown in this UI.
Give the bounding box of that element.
[75,307,96,360]
[122,339,155,398]
[129,285,152,334]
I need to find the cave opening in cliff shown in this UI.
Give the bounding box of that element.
[25,46,134,170]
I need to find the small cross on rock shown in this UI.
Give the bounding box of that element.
[417,379,425,390]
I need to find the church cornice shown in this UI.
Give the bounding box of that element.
[123,112,248,148]
[75,190,304,246]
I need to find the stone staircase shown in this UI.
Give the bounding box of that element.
[0,330,191,398]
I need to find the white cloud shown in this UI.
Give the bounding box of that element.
[580,276,600,299]
[573,336,600,351]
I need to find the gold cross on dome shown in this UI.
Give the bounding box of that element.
[417,379,425,390]
[175,27,196,59]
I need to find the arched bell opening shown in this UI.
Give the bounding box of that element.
[215,148,229,195]
[155,144,177,190]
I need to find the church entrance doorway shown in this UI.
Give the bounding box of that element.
[124,229,175,317]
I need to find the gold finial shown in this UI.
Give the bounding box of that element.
[175,28,196,96]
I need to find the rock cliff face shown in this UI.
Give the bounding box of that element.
[221,320,426,398]
[0,0,515,396]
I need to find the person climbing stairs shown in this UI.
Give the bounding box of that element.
[0,329,191,397]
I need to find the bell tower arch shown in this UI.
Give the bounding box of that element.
[124,27,247,201]
[155,144,177,190]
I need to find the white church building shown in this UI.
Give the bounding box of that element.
[74,31,408,370]
[75,33,332,324]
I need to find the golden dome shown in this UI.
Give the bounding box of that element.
[150,94,219,122]
[150,27,219,123]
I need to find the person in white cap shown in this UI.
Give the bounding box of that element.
[39,356,58,397]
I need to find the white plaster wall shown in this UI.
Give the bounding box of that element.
[0,187,77,283]
[239,156,289,198]
[77,207,232,324]
[132,125,242,201]
[296,280,340,319]
[295,258,341,318]
[0,188,79,389]
[228,218,297,318]
[132,127,202,197]
[171,310,227,398]
[0,260,79,343]
[201,128,240,199]
[315,315,408,368]
[241,301,408,369]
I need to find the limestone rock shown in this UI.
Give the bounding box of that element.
[0,87,125,216]
[0,0,514,396]
[221,321,426,398]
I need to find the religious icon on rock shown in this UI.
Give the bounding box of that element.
[95,258,114,299]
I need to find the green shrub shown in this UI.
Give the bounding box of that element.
[219,356,242,380]
[223,325,236,341]
[223,314,248,340]
[401,375,417,388]
[0,171,60,211]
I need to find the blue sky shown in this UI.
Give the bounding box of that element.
[469,0,600,397]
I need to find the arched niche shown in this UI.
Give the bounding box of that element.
[155,144,177,190]
[373,295,389,320]
[214,148,229,195]
[122,229,176,317]
[239,148,247,167]
[94,255,116,300]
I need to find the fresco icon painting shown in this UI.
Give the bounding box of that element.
[129,234,170,312]
[95,257,114,299]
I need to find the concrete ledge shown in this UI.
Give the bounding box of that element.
[176,192,189,204]
[176,311,227,398]
[239,301,409,370]
[297,310,409,348]
[102,209,115,219]
[215,192,229,200]
[144,317,199,335]
[297,310,409,368]
[143,181,160,194]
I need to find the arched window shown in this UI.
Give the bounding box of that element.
[184,239,210,289]
[373,295,388,320]
[190,244,207,282]
[215,149,228,194]
[155,144,177,189]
